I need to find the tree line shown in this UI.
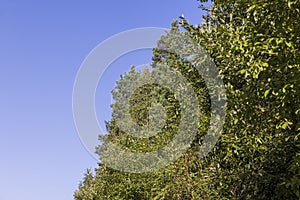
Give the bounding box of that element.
[74,0,300,199]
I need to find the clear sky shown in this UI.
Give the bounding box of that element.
[0,1,207,199]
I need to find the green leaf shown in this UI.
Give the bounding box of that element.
[264,89,270,98]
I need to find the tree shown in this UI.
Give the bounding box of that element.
[74,24,217,198]
[180,0,300,198]
[75,0,300,199]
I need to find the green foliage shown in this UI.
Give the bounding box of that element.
[180,0,300,198]
[75,0,300,199]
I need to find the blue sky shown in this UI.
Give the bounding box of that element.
[0,1,206,199]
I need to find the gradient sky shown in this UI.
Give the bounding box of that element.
[0,1,207,199]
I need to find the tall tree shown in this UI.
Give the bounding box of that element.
[75,0,300,199]
[180,0,300,198]
[75,24,215,198]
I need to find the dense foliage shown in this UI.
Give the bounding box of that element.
[75,0,300,199]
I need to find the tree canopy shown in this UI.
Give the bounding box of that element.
[74,0,300,199]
